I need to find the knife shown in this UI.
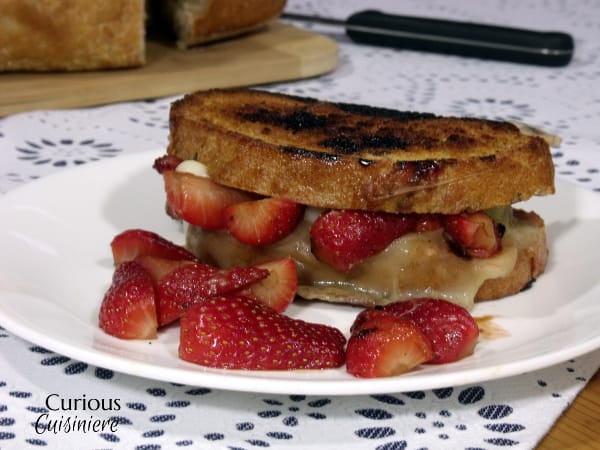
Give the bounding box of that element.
[282,10,574,66]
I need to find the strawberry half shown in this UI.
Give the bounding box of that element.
[442,211,503,258]
[151,258,269,327]
[373,298,480,364]
[179,295,346,370]
[111,229,198,265]
[310,210,417,272]
[346,309,433,378]
[242,257,298,312]
[99,261,158,340]
[163,171,254,230]
[222,197,305,246]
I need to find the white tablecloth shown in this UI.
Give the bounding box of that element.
[1,1,598,449]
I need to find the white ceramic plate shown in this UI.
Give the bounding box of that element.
[1,150,599,395]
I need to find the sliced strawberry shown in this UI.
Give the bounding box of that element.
[154,261,269,326]
[135,255,197,282]
[346,309,433,378]
[179,295,346,370]
[153,154,182,174]
[242,257,298,312]
[111,229,198,265]
[368,298,480,364]
[223,197,305,246]
[99,261,158,340]
[163,171,254,230]
[442,211,504,258]
[310,209,417,272]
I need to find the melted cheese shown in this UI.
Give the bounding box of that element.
[185,207,533,311]
[176,160,208,177]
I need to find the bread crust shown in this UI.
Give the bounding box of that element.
[168,89,555,214]
[163,0,286,48]
[475,209,548,301]
[0,0,145,72]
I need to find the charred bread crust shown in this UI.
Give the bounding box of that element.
[167,89,555,214]
[475,209,548,301]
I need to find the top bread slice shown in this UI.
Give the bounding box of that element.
[167,89,555,214]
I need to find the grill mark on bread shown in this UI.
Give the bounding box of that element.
[280,146,340,162]
[395,160,445,185]
[238,107,329,131]
[319,136,361,153]
[320,133,415,154]
[333,102,437,121]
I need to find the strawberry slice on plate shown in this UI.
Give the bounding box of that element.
[346,309,433,378]
[163,171,254,230]
[310,209,416,271]
[111,229,198,265]
[376,298,480,364]
[99,261,158,340]
[140,257,269,327]
[179,295,346,370]
[223,197,305,246]
[242,257,298,312]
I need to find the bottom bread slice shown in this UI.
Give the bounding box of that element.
[474,209,547,301]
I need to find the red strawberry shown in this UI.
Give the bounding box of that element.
[153,260,269,326]
[153,154,182,174]
[99,261,158,340]
[135,255,197,282]
[442,212,503,258]
[111,229,198,265]
[222,197,305,246]
[179,295,346,370]
[310,210,416,271]
[367,298,480,364]
[346,309,433,378]
[242,257,298,312]
[163,171,254,230]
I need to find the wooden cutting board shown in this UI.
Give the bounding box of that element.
[0,23,337,117]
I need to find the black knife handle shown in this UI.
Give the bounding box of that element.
[345,10,574,66]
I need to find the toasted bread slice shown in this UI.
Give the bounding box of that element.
[167,88,555,214]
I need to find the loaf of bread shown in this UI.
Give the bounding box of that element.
[0,0,146,72]
[160,0,286,48]
[0,0,286,72]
